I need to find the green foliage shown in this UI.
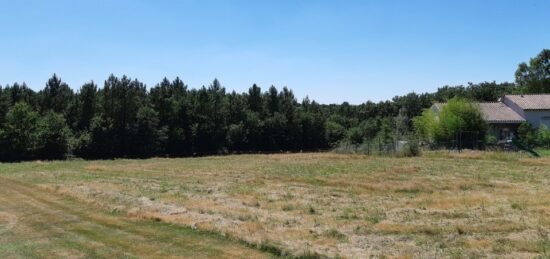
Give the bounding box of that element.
[134,106,165,157]
[325,121,346,146]
[346,127,363,145]
[517,122,550,149]
[0,83,38,109]
[297,109,326,150]
[515,49,550,93]
[536,124,550,148]
[39,74,74,114]
[433,82,517,102]
[0,102,71,161]
[374,117,396,144]
[413,109,439,142]
[0,86,5,124]
[517,122,537,149]
[439,98,487,141]
[0,102,40,161]
[486,134,498,145]
[74,115,114,158]
[75,81,98,130]
[413,98,487,147]
[533,148,550,157]
[226,123,247,151]
[35,111,72,160]
[150,77,189,155]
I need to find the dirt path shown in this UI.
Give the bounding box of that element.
[0,177,272,259]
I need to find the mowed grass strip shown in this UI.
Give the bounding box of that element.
[0,151,549,258]
[0,177,273,259]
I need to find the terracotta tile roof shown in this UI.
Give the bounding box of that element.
[478,103,525,123]
[504,94,550,110]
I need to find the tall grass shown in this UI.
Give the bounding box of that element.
[333,140,421,157]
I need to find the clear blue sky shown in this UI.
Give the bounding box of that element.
[1,0,549,104]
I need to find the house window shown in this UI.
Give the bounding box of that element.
[541,117,550,128]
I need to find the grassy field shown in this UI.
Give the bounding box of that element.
[1,151,549,258]
[535,148,550,157]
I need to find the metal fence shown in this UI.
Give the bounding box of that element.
[335,136,420,156]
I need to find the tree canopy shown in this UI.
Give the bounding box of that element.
[516,49,550,93]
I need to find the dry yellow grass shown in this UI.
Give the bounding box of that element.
[1,150,549,258]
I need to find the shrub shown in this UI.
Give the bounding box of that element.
[536,124,550,148]
[414,98,487,148]
[413,109,439,142]
[400,139,422,157]
[517,122,536,148]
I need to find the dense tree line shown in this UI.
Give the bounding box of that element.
[0,49,548,161]
[0,76,518,161]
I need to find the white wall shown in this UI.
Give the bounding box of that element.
[524,110,550,128]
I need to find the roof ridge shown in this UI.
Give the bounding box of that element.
[505,94,550,96]
[504,94,550,110]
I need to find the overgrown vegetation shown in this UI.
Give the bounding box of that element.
[516,122,550,149]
